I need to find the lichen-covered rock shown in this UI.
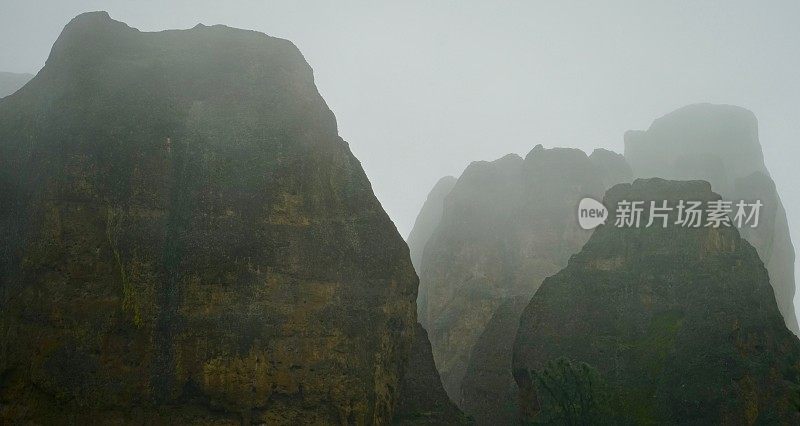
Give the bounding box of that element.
[513,178,800,424]
[394,324,467,425]
[417,145,631,422]
[407,176,456,278]
[625,104,798,334]
[0,12,417,424]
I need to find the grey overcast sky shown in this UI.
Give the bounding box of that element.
[1,1,799,306]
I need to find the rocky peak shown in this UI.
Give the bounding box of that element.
[513,178,800,423]
[0,13,418,424]
[624,104,797,334]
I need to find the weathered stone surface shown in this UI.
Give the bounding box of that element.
[407,176,456,277]
[625,104,798,334]
[0,12,417,424]
[513,178,800,424]
[0,71,32,98]
[417,145,631,422]
[394,324,467,425]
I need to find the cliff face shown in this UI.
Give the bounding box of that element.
[417,146,631,422]
[407,176,457,276]
[0,12,417,424]
[0,72,32,98]
[513,179,800,424]
[625,104,798,334]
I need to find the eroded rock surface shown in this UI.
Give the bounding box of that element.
[0,12,417,424]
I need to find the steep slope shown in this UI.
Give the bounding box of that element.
[0,71,33,98]
[513,179,800,424]
[0,12,417,424]
[625,104,798,334]
[417,145,631,422]
[407,176,457,276]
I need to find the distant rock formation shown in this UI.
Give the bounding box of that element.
[625,104,798,335]
[417,145,631,423]
[590,148,633,188]
[0,71,32,98]
[394,324,467,425]
[407,176,457,275]
[0,12,419,423]
[513,178,800,424]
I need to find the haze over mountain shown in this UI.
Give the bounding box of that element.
[0,12,459,423]
[626,104,798,334]
[2,2,800,424]
[407,176,456,273]
[2,3,799,275]
[414,145,631,422]
[4,1,799,314]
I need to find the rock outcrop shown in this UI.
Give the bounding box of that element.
[407,176,457,276]
[0,12,418,423]
[0,71,32,98]
[625,104,798,334]
[513,178,800,424]
[417,145,631,422]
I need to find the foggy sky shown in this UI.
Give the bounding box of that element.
[2,1,799,309]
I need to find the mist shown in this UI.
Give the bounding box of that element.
[2,0,798,301]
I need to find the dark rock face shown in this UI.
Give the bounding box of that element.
[0,12,417,423]
[407,176,457,275]
[417,146,631,422]
[625,104,798,334]
[0,72,32,98]
[513,179,800,424]
[394,324,467,425]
